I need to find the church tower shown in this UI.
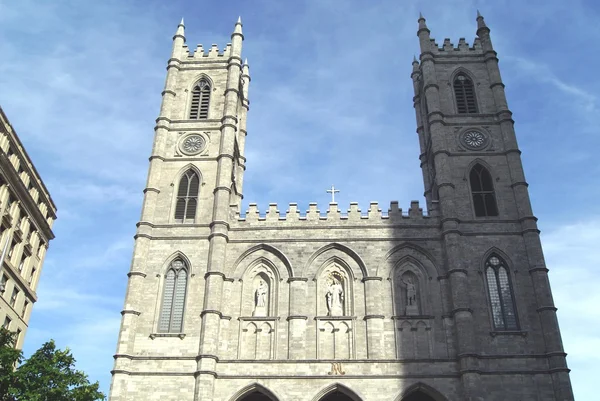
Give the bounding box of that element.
[411,13,573,400]
[109,14,574,401]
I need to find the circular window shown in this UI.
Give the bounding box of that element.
[461,130,488,150]
[179,134,206,156]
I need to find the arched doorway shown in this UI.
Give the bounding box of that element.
[320,391,357,401]
[402,391,437,401]
[238,391,274,401]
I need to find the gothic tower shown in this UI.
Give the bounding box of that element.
[109,14,573,401]
[411,13,573,400]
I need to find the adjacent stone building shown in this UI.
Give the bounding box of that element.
[0,106,56,349]
[109,14,574,401]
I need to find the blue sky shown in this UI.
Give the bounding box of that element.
[0,0,598,398]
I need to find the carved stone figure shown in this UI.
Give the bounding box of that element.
[401,276,418,315]
[252,280,268,316]
[326,278,344,316]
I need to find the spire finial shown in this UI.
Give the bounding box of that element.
[174,18,185,41]
[417,12,429,35]
[413,54,418,63]
[244,58,248,65]
[179,17,184,26]
[233,16,243,37]
[476,10,488,32]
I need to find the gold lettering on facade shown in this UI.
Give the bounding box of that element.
[328,362,345,375]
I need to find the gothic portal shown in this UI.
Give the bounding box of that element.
[108,13,574,401]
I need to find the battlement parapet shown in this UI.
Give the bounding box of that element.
[235,201,435,225]
[182,43,232,59]
[425,37,483,54]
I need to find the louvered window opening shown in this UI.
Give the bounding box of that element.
[158,260,188,333]
[175,170,199,223]
[454,74,478,114]
[470,164,498,217]
[190,80,211,119]
[485,255,518,330]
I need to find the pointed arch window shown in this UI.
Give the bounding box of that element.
[485,254,518,330]
[454,73,478,114]
[174,170,199,223]
[158,259,188,333]
[190,79,211,119]
[469,164,498,217]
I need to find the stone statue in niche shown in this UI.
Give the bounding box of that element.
[326,276,344,316]
[401,275,419,315]
[252,280,268,317]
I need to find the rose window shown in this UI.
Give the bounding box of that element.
[462,130,486,149]
[181,135,206,155]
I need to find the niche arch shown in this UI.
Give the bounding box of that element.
[229,244,292,319]
[391,256,430,316]
[232,244,293,279]
[241,258,279,317]
[303,243,368,279]
[315,256,355,317]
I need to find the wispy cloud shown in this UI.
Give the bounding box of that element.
[0,0,597,398]
[543,218,600,400]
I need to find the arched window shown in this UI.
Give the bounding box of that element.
[469,164,498,217]
[453,73,477,114]
[174,170,200,222]
[485,254,518,330]
[158,259,188,333]
[190,79,211,119]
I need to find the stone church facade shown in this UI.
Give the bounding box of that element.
[109,14,574,401]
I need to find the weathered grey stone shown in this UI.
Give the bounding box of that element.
[109,14,574,401]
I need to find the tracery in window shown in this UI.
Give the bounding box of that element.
[469,164,498,217]
[174,170,200,223]
[454,73,478,114]
[190,79,211,119]
[485,254,518,330]
[158,259,188,333]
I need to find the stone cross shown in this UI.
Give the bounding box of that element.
[326,185,340,203]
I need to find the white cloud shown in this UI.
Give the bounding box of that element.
[543,218,600,400]
[1,0,598,399]
[506,56,597,112]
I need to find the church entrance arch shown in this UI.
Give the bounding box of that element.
[401,392,437,401]
[319,391,359,401]
[237,392,275,401]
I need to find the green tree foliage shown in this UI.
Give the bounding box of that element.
[0,328,105,401]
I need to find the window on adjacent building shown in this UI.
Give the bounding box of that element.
[174,170,200,223]
[10,288,18,307]
[7,239,18,260]
[17,256,25,272]
[158,259,188,333]
[189,79,211,119]
[0,274,7,293]
[3,316,11,330]
[469,164,498,217]
[15,329,21,348]
[453,73,478,114]
[29,267,37,286]
[485,254,518,330]
[21,301,28,318]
